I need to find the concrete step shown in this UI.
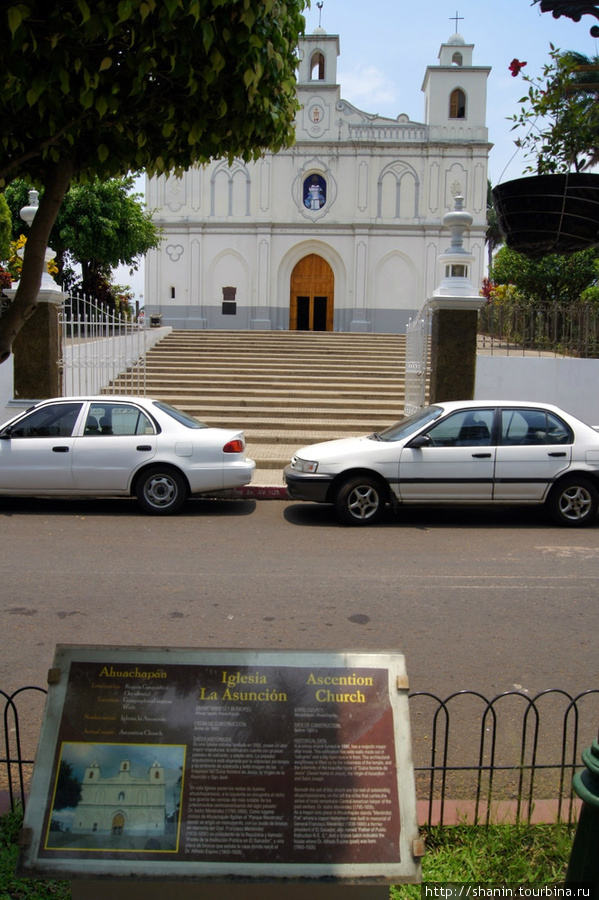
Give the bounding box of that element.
[132,395,403,412]
[127,383,405,398]
[132,362,405,376]
[149,330,402,342]
[241,428,376,444]
[110,330,410,482]
[187,415,398,432]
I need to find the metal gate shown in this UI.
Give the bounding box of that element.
[59,292,148,396]
[404,303,431,415]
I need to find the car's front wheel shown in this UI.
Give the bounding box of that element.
[135,466,188,515]
[334,475,388,526]
[548,476,598,527]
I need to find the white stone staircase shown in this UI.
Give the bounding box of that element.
[111,330,408,484]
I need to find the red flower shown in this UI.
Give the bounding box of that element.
[509,58,527,77]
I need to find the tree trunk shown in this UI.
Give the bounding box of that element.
[0,160,74,364]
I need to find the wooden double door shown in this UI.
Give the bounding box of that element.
[290,254,334,331]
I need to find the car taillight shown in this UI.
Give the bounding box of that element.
[223,439,244,453]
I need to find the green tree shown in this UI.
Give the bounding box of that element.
[489,245,599,305]
[5,177,160,292]
[0,194,10,262]
[53,761,82,811]
[510,45,599,174]
[0,0,307,362]
[486,180,503,270]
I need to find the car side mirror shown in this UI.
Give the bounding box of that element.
[407,434,431,449]
[0,427,12,439]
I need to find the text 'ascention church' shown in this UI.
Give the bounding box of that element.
[145,26,491,333]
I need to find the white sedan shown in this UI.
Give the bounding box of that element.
[0,396,255,515]
[284,400,599,527]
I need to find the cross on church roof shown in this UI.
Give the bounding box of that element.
[317,1,323,27]
[450,9,464,31]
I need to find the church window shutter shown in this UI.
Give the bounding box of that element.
[310,52,325,80]
[449,88,466,119]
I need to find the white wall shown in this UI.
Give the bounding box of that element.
[475,356,599,426]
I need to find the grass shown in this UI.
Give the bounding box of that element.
[0,808,575,900]
[392,823,576,898]
[0,806,69,900]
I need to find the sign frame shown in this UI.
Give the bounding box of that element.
[18,645,421,884]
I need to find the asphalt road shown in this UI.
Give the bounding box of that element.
[1,495,597,701]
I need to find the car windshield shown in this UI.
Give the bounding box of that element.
[152,401,208,429]
[372,405,444,442]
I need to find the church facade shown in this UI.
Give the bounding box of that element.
[71,758,166,836]
[144,28,491,333]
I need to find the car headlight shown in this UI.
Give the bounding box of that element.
[291,456,319,474]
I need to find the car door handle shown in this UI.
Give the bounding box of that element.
[52,446,70,453]
[472,452,492,458]
[137,445,152,451]
[548,452,567,457]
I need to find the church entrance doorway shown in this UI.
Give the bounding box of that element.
[111,813,125,835]
[290,254,334,331]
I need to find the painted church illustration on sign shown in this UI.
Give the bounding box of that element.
[145,25,490,333]
[72,758,167,837]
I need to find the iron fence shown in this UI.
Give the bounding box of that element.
[60,291,148,396]
[478,300,599,358]
[2,685,596,827]
[405,306,431,415]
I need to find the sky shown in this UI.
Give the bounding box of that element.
[116,0,599,302]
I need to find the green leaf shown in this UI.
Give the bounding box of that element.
[99,57,112,71]
[117,0,132,21]
[95,95,108,117]
[7,4,27,37]
[97,143,109,162]
[77,0,91,22]
[80,89,94,109]
[201,20,214,51]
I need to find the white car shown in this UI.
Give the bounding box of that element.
[284,400,599,527]
[0,396,255,515]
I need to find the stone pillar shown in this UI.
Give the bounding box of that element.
[428,302,481,403]
[427,195,485,404]
[12,292,63,399]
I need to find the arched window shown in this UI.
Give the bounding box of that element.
[310,52,325,80]
[452,52,463,66]
[303,174,326,210]
[449,88,466,119]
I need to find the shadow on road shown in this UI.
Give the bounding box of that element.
[0,497,258,518]
[283,502,554,530]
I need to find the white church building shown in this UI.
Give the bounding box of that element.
[144,27,491,333]
[71,758,166,837]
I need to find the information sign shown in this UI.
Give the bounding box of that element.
[18,646,421,884]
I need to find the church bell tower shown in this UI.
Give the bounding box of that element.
[422,31,490,142]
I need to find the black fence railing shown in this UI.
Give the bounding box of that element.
[478,300,599,358]
[2,686,597,827]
